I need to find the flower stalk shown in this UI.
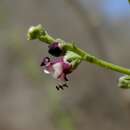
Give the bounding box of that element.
[27,24,130,76]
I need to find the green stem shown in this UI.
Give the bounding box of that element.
[28,25,130,75]
[63,44,130,75]
[39,34,55,44]
[84,55,130,75]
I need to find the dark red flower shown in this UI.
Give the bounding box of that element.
[40,56,72,81]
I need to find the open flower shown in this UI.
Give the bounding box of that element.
[40,51,81,90]
[40,56,72,82]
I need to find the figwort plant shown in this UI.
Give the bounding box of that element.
[27,24,130,90]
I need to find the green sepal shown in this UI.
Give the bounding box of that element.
[64,51,82,69]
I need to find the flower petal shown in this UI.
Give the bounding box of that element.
[44,69,50,74]
[58,73,68,81]
[52,63,63,79]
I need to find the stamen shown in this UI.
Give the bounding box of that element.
[56,86,60,90]
[63,83,69,88]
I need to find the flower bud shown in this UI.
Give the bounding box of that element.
[118,75,130,89]
[48,42,64,57]
[27,24,46,40]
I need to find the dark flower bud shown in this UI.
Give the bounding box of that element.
[48,42,64,57]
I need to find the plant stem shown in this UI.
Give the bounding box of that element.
[84,55,130,75]
[63,44,130,75]
[39,34,55,44]
[28,26,130,75]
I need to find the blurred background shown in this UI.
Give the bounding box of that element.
[1,0,130,130]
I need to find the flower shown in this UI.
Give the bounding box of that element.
[48,42,64,57]
[40,51,82,90]
[40,56,72,82]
